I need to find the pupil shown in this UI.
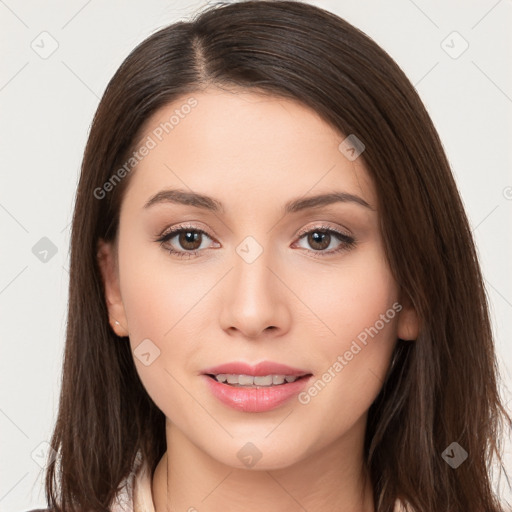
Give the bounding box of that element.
[310,231,329,250]
[180,231,200,249]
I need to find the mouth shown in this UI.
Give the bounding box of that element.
[201,361,313,412]
[205,373,311,388]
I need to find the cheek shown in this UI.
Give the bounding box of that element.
[296,250,399,415]
[119,269,207,422]
[117,230,206,344]
[116,238,206,412]
[299,248,398,342]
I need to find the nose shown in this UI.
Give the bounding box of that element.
[219,247,292,340]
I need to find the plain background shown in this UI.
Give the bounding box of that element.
[1,0,511,510]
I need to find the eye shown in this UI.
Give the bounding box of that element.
[293,225,356,257]
[155,224,218,259]
[155,223,356,259]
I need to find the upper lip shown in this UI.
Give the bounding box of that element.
[202,361,311,377]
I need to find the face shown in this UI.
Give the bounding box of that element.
[98,87,418,470]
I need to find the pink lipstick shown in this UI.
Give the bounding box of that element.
[202,361,312,412]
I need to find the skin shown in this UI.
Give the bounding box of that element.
[97,87,419,512]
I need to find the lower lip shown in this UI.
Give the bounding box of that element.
[203,375,312,412]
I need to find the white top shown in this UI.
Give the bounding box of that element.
[109,451,406,512]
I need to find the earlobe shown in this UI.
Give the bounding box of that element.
[97,238,129,337]
[396,293,420,341]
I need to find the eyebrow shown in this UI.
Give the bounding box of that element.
[143,188,373,213]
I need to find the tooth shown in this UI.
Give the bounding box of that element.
[254,375,273,386]
[272,375,286,385]
[238,374,254,385]
[213,373,301,386]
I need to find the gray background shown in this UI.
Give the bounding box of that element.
[1,0,511,510]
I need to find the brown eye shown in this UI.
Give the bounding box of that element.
[156,226,216,259]
[294,225,356,257]
[176,230,203,251]
[306,230,332,251]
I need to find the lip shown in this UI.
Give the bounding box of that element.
[201,360,312,413]
[203,375,312,412]
[202,361,310,377]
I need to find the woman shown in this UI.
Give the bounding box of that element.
[32,1,511,511]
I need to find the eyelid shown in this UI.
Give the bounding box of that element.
[157,221,352,241]
[157,221,213,240]
[294,222,352,239]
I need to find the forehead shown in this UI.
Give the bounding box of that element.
[121,88,376,213]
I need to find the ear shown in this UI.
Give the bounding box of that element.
[97,238,129,337]
[396,291,419,341]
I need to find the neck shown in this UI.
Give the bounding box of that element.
[152,418,374,512]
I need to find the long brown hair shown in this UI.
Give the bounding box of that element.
[44,1,511,510]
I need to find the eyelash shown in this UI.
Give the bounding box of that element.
[155,223,356,259]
